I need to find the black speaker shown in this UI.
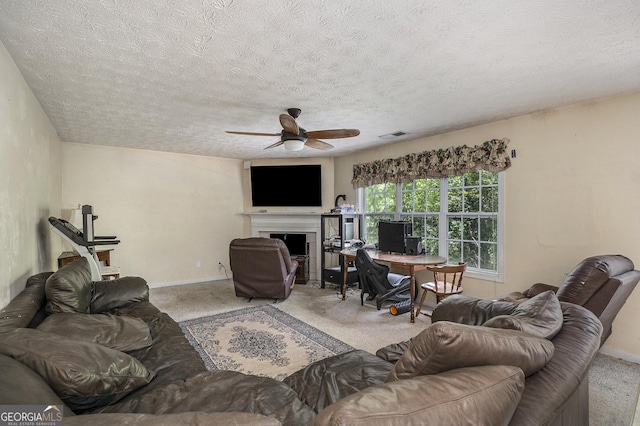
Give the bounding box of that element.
[405,236,422,255]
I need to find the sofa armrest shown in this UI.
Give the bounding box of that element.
[375,340,411,363]
[288,258,299,276]
[90,277,149,313]
[0,277,49,331]
[431,295,517,325]
[312,365,525,426]
[523,283,559,298]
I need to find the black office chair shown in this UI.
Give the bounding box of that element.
[355,249,414,310]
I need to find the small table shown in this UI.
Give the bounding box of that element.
[291,255,310,284]
[340,248,446,323]
[57,250,120,279]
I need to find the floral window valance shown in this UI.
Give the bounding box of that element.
[351,138,511,188]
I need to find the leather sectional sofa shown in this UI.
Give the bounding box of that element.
[0,258,312,425]
[286,292,602,425]
[0,257,603,425]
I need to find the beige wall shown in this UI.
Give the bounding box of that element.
[335,91,640,358]
[60,148,333,285]
[61,143,244,286]
[0,41,62,307]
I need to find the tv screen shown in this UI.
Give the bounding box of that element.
[250,165,322,207]
[378,220,412,253]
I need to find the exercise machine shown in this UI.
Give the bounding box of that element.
[48,205,120,280]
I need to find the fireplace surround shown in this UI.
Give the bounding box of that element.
[247,213,321,281]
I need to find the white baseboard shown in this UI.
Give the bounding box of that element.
[148,275,230,289]
[599,345,640,364]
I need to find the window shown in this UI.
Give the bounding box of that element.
[361,170,503,279]
[362,182,396,245]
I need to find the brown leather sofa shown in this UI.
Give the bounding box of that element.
[500,254,640,346]
[229,237,298,300]
[285,291,602,425]
[0,257,604,425]
[0,258,314,425]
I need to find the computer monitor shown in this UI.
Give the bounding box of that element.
[378,220,412,253]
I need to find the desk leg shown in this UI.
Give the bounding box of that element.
[410,266,415,323]
[342,255,348,301]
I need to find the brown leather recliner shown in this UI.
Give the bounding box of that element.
[501,254,640,346]
[229,237,298,300]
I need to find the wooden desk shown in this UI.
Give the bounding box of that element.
[340,248,446,323]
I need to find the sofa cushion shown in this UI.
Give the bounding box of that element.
[90,277,149,313]
[431,294,518,325]
[387,321,554,382]
[37,313,152,352]
[46,258,92,314]
[0,354,75,417]
[0,328,154,412]
[313,365,525,426]
[483,290,563,339]
[95,370,316,426]
[283,349,393,413]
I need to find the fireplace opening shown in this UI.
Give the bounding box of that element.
[270,233,308,256]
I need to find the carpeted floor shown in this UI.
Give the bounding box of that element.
[151,278,640,425]
[151,279,425,353]
[590,354,640,426]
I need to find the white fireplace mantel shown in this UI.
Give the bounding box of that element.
[246,212,322,281]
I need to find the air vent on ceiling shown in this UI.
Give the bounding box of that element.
[379,131,409,139]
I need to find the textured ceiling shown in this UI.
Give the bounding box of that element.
[1,0,639,160]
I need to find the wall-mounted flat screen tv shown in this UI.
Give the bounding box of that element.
[250,164,322,207]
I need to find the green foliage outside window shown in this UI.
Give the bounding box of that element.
[364,183,396,243]
[446,171,498,270]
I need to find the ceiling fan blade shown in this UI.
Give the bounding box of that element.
[306,129,360,139]
[279,114,300,135]
[226,131,281,136]
[264,140,284,150]
[305,139,334,151]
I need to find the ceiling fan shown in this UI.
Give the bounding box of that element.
[226,108,360,151]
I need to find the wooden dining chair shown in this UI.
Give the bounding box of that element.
[415,262,466,317]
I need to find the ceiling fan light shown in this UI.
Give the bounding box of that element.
[284,139,305,151]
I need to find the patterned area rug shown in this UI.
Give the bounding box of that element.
[179,304,354,381]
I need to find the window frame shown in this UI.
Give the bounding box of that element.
[358,172,504,282]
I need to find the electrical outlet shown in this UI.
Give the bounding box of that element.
[218,259,222,266]
[196,261,201,268]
